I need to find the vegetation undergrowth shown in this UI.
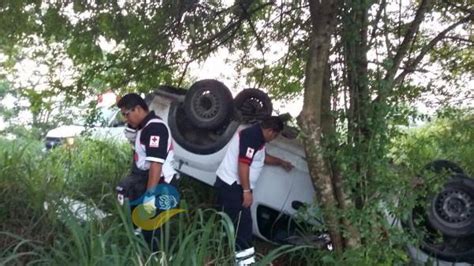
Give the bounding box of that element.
[0,137,309,265]
[1,109,472,265]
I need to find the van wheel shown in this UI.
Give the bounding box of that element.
[234,88,272,120]
[427,174,474,238]
[403,173,474,263]
[169,102,239,155]
[184,79,233,129]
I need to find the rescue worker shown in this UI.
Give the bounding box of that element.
[215,116,294,265]
[115,93,178,251]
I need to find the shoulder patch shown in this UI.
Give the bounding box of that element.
[246,147,255,159]
[149,135,160,148]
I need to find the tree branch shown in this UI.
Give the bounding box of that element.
[394,13,473,85]
[442,0,474,14]
[382,4,393,58]
[240,1,266,87]
[368,0,386,47]
[188,1,273,51]
[178,61,190,88]
[443,35,474,45]
[383,0,433,86]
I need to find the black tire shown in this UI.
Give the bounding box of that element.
[427,174,474,237]
[406,207,474,263]
[184,79,233,129]
[402,173,474,263]
[234,88,272,120]
[168,101,239,155]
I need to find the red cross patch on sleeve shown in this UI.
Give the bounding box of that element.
[246,147,255,159]
[149,135,160,148]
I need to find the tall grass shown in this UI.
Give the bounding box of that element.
[1,137,320,265]
[0,137,132,265]
[46,138,131,208]
[0,137,59,263]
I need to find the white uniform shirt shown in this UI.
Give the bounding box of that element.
[216,124,265,189]
[134,112,177,183]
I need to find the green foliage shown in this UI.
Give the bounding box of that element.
[0,136,130,253]
[296,106,473,264]
[1,134,316,265]
[0,79,84,138]
[0,0,470,104]
[387,108,473,259]
[46,138,131,207]
[0,137,61,262]
[0,80,9,97]
[391,108,474,174]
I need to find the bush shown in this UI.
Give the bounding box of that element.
[47,138,131,209]
[391,109,473,175]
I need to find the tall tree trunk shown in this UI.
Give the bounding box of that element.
[343,0,371,209]
[322,63,361,249]
[299,0,353,252]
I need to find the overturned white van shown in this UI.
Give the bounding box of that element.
[146,80,474,264]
